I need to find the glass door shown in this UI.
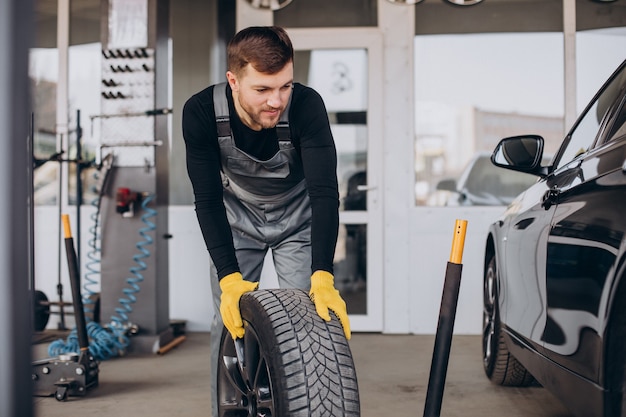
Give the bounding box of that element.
[288,28,383,331]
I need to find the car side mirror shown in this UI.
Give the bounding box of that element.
[491,135,546,177]
[436,178,458,192]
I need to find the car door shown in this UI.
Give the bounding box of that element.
[499,168,556,347]
[541,63,626,383]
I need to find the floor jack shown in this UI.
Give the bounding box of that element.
[32,214,99,401]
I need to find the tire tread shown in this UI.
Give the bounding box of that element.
[242,289,360,416]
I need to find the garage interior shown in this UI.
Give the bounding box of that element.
[2,0,625,416]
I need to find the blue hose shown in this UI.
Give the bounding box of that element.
[82,182,103,323]
[109,193,157,348]
[48,188,157,361]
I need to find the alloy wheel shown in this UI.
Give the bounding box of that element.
[218,327,275,417]
[483,256,497,370]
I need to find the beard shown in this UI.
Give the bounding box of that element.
[237,96,283,130]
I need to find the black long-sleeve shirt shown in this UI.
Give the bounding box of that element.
[182,83,340,280]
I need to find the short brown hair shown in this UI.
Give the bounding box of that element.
[227,26,294,76]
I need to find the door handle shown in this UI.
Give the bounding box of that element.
[541,187,560,210]
[356,185,377,192]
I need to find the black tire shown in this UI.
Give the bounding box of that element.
[34,290,50,331]
[605,277,626,417]
[84,292,101,324]
[217,288,360,417]
[482,254,534,386]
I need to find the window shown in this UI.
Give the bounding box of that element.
[555,62,626,170]
[414,32,564,206]
[606,97,626,143]
[31,0,101,206]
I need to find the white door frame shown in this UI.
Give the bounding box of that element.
[287,27,384,332]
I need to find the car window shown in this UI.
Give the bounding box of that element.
[456,154,540,205]
[465,156,532,197]
[555,64,626,170]
[605,95,626,143]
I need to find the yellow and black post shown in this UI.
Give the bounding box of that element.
[62,214,89,354]
[423,219,468,417]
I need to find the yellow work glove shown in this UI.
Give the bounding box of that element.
[219,272,259,339]
[309,270,351,340]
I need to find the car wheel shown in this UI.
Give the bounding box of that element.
[482,253,534,386]
[606,281,626,417]
[217,288,360,417]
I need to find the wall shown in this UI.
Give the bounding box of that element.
[30,0,626,337]
[34,203,501,335]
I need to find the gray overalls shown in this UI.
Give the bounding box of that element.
[209,83,313,417]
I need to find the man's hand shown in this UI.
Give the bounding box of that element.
[219,272,259,339]
[309,270,351,340]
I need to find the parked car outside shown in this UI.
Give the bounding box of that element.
[482,58,626,417]
[432,151,542,206]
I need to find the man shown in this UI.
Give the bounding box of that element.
[182,26,351,415]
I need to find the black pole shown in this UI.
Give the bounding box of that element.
[423,262,463,417]
[423,220,467,417]
[76,109,82,273]
[28,112,36,330]
[57,145,66,330]
[62,214,89,351]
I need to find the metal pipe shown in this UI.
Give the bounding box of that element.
[0,0,34,415]
[55,0,70,331]
[97,140,163,165]
[76,110,83,273]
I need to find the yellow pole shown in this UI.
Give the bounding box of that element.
[61,214,72,239]
[449,219,468,265]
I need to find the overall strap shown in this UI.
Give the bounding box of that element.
[276,92,292,141]
[213,83,231,138]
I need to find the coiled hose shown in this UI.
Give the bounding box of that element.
[48,189,157,361]
[109,193,157,348]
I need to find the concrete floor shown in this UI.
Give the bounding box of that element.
[32,332,573,417]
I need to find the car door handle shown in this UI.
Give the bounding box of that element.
[541,187,560,210]
[356,185,377,192]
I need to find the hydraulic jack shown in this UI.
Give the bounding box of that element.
[32,215,99,401]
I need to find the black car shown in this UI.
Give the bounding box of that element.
[434,151,544,206]
[482,58,626,417]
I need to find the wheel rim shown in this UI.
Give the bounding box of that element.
[483,258,497,370]
[218,325,275,417]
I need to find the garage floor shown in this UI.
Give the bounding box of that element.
[32,332,573,417]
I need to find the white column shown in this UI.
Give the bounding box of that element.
[57,0,70,203]
[378,0,415,333]
[563,0,577,130]
[55,0,71,305]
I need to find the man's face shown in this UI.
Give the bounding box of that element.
[227,62,294,131]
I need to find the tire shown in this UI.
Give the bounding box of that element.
[605,277,626,417]
[217,288,360,417]
[84,292,101,324]
[482,254,534,386]
[34,290,50,331]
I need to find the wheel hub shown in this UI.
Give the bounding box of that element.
[246,391,257,415]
